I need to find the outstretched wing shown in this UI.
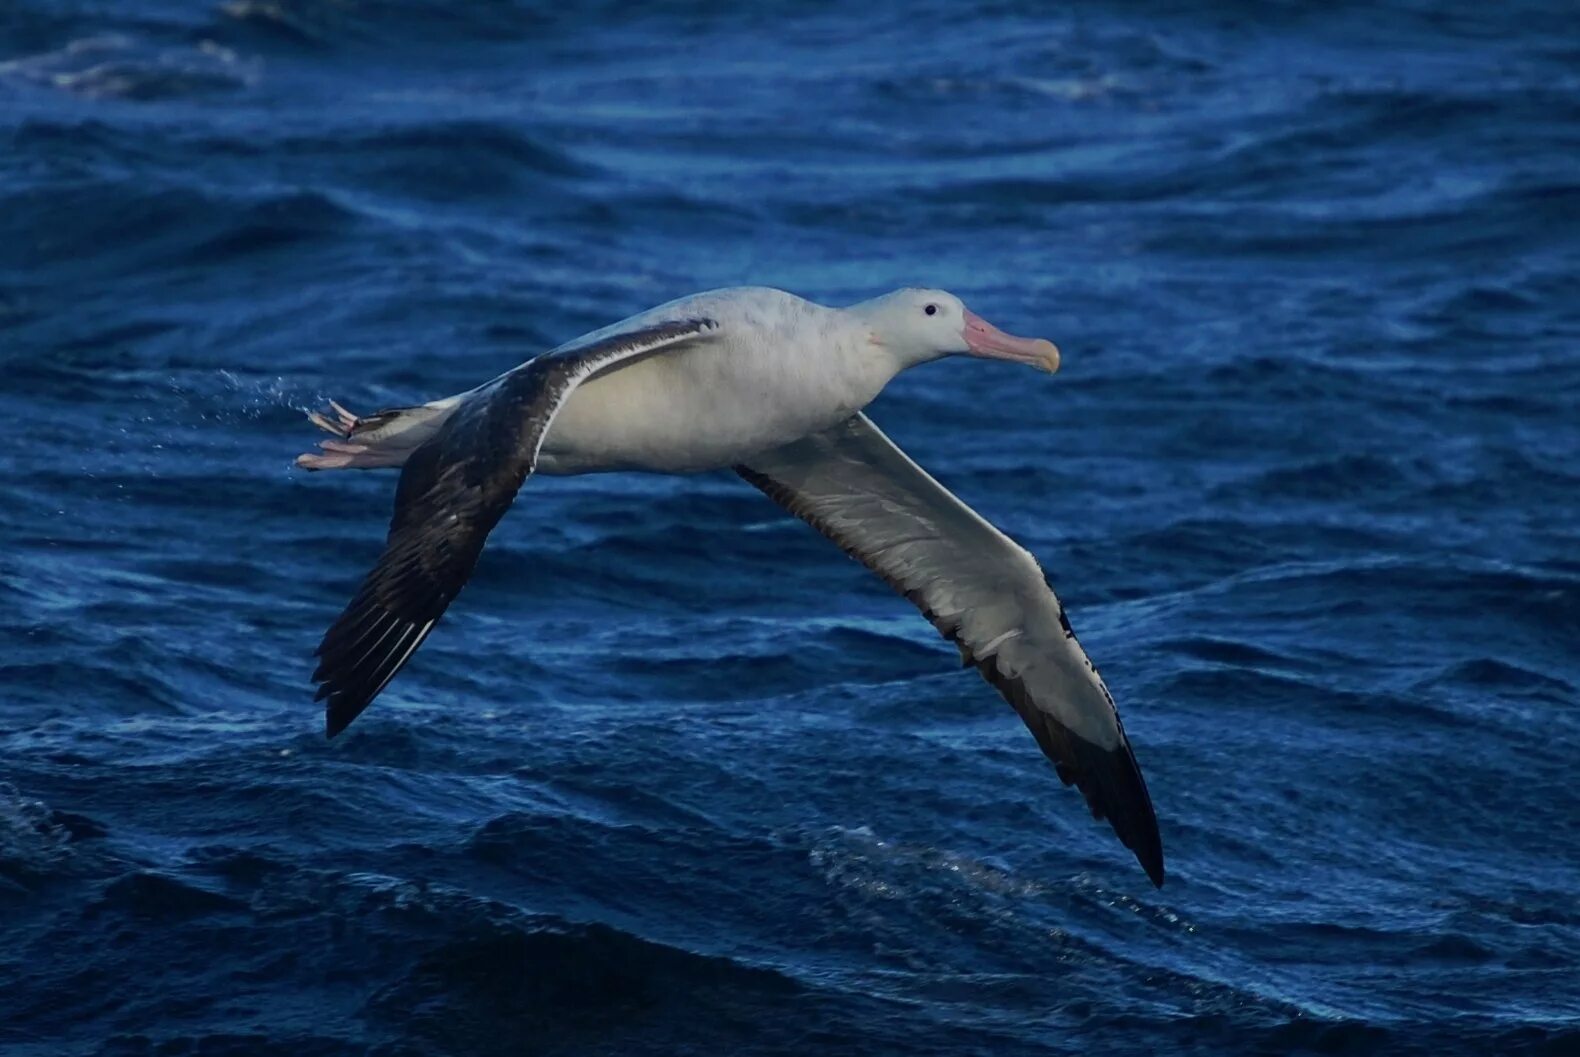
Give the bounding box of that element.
[314,317,720,736]
[736,413,1164,886]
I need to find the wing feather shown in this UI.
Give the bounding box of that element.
[313,317,719,736]
[737,413,1164,886]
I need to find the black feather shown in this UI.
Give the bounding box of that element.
[312,318,718,736]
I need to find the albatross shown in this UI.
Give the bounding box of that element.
[298,286,1164,887]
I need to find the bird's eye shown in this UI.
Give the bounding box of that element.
[924,304,938,316]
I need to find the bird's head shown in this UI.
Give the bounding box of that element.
[859,288,1060,373]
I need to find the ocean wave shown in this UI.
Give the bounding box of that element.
[0,182,360,277]
[363,918,807,1056]
[0,786,110,895]
[1140,177,1580,261]
[212,0,559,49]
[1212,453,1429,503]
[1422,658,1575,699]
[0,34,256,100]
[94,869,247,918]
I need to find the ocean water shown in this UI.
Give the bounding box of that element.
[2,1,1578,1054]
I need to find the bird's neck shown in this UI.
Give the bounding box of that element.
[815,317,912,418]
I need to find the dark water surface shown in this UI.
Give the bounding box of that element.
[2,2,1578,1054]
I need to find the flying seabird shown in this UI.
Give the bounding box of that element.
[298,286,1165,886]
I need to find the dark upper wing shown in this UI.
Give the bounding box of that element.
[314,317,719,737]
[736,413,1164,887]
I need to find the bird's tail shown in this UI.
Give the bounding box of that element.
[296,396,461,470]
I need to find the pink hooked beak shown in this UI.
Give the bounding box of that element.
[962,309,1060,373]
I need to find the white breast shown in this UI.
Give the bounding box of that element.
[537,291,893,475]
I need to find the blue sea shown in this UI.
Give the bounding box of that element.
[2,2,1577,1054]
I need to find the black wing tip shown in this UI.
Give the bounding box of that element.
[318,663,391,738]
[324,696,358,739]
[312,601,429,741]
[1071,734,1166,888]
[1145,855,1166,888]
[984,665,1166,889]
[1110,803,1166,888]
[1131,814,1166,887]
[315,678,374,739]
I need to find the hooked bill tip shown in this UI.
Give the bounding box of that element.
[1035,339,1061,374]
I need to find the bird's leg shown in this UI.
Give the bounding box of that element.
[306,399,361,439]
[298,399,375,469]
